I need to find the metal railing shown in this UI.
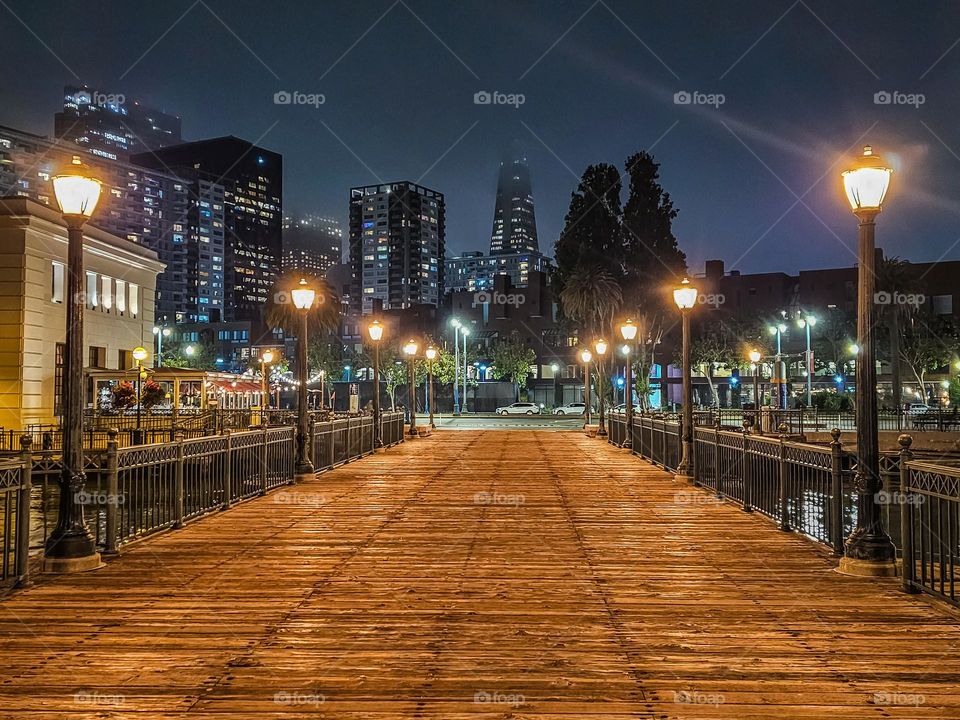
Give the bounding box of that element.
[692,407,960,434]
[608,413,682,473]
[899,438,960,606]
[310,412,404,471]
[0,443,31,589]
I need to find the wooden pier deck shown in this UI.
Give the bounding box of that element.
[1,430,959,718]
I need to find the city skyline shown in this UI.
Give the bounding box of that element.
[3,2,960,274]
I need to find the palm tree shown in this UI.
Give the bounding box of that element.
[559,264,623,337]
[265,272,341,338]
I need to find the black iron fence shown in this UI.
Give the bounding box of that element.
[692,407,960,434]
[0,449,30,589]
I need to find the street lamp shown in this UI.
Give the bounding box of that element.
[45,156,103,572]
[768,321,788,410]
[839,144,896,576]
[368,319,384,447]
[796,314,817,407]
[260,349,274,411]
[404,339,419,436]
[620,319,638,448]
[580,348,593,427]
[291,278,316,480]
[594,338,609,437]
[674,278,698,482]
[748,349,762,432]
[426,345,437,429]
[461,327,470,413]
[550,362,560,409]
[132,346,149,442]
[451,318,462,415]
[152,326,172,367]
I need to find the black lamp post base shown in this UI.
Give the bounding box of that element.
[674,472,695,484]
[43,529,101,573]
[838,555,898,577]
[295,462,315,481]
[407,426,419,437]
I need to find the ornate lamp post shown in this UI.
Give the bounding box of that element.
[461,327,470,413]
[748,348,762,431]
[768,321,788,409]
[594,338,608,437]
[368,319,384,447]
[450,318,461,414]
[291,278,316,481]
[152,326,171,367]
[796,314,817,407]
[132,346,149,443]
[674,278,698,482]
[839,145,896,576]
[620,319,638,448]
[404,339,419,436]
[260,350,274,411]
[425,345,437,429]
[580,348,593,427]
[45,156,102,573]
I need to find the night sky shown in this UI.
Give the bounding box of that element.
[3,0,960,275]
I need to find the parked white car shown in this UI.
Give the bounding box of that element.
[906,403,930,414]
[496,402,541,415]
[553,402,586,415]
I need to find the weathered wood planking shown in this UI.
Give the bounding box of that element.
[0,429,959,719]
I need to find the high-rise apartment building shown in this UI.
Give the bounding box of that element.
[349,182,444,313]
[132,137,282,323]
[282,215,343,277]
[445,250,552,293]
[489,149,538,255]
[54,85,182,158]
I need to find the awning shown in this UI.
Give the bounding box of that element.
[208,380,262,393]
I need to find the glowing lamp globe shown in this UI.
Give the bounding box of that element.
[291,278,315,310]
[425,345,437,361]
[52,156,102,219]
[132,346,148,363]
[403,339,418,357]
[673,278,698,310]
[594,339,608,355]
[620,319,638,341]
[748,349,761,364]
[367,319,384,342]
[580,349,592,364]
[842,145,892,213]
[262,350,274,364]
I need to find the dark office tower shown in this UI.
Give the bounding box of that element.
[282,215,343,277]
[132,137,282,324]
[349,182,444,313]
[54,85,182,158]
[489,146,538,255]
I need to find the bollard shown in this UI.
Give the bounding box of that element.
[221,429,233,510]
[15,435,33,586]
[830,429,844,556]
[778,422,790,531]
[103,429,120,556]
[173,431,185,528]
[898,434,918,593]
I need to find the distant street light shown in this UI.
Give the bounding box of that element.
[839,144,896,576]
[132,346,149,443]
[404,339,419,436]
[260,349,274,411]
[674,278,698,481]
[451,318,462,415]
[768,322,788,409]
[291,278,316,480]
[45,156,102,572]
[461,327,470,413]
[594,338,609,437]
[550,362,560,409]
[620,319,638,448]
[748,349,762,432]
[580,348,593,427]
[368,319,384,447]
[426,345,437,429]
[796,314,817,407]
[152,326,172,367]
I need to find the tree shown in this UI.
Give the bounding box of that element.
[559,266,623,339]
[812,307,855,372]
[899,314,956,393]
[686,324,738,407]
[164,340,218,371]
[489,333,537,400]
[877,255,922,411]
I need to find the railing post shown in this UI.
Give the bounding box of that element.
[103,429,120,556]
[898,434,917,593]
[714,415,722,498]
[329,418,336,467]
[260,425,269,495]
[293,424,303,484]
[778,422,790,531]
[15,435,33,586]
[173,431,185,529]
[830,428,844,556]
[741,420,753,512]
[221,429,232,510]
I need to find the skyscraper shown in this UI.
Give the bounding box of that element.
[54,85,182,158]
[349,182,444,313]
[132,137,282,323]
[282,215,343,277]
[489,148,538,255]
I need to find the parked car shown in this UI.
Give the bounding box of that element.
[612,403,641,413]
[553,402,586,415]
[906,403,931,414]
[496,402,541,415]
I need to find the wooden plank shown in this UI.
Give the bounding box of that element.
[0,429,959,719]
